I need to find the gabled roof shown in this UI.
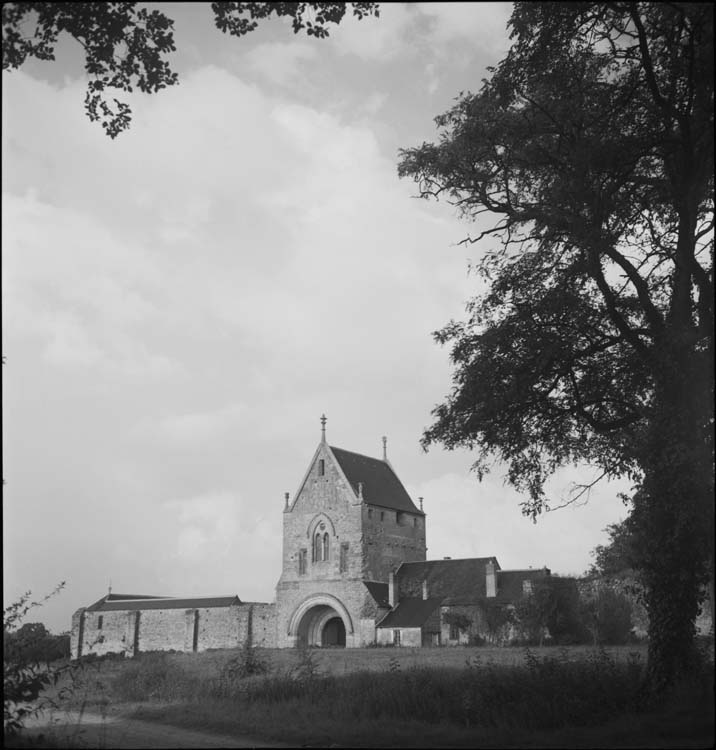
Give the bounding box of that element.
[376,597,443,628]
[364,581,390,608]
[397,557,499,604]
[330,446,421,513]
[87,595,241,612]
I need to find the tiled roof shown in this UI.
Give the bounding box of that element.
[376,597,443,628]
[397,557,498,604]
[364,581,390,608]
[330,446,421,513]
[87,595,241,611]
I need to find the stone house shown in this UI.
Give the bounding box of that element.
[71,418,552,658]
[375,558,551,646]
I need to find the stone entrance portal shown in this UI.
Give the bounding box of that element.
[288,594,353,648]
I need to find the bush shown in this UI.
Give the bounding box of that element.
[4,586,78,738]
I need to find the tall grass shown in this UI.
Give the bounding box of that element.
[109,647,665,731]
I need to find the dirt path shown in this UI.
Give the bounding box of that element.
[20,710,291,748]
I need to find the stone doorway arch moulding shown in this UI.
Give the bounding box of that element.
[287,593,354,637]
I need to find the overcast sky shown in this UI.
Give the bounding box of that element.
[3,2,632,634]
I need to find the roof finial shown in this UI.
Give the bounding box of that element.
[108,579,112,596]
[382,435,387,461]
[320,414,327,442]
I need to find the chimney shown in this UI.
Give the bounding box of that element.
[422,579,428,600]
[486,559,497,598]
[388,570,397,608]
[284,492,290,511]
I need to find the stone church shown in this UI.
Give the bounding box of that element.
[71,417,550,658]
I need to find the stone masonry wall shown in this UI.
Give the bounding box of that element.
[250,602,277,647]
[362,506,426,582]
[72,603,275,658]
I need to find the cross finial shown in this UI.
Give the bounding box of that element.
[382,435,387,461]
[320,414,327,441]
[108,579,112,595]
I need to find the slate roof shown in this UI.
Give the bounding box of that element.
[87,595,241,612]
[376,597,443,628]
[364,581,390,608]
[330,446,421,513]
[397,557,499,604]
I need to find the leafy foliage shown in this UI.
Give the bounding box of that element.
[512,578,582,645]
[580,585,634,646]
[443,611,473,634]
[2,2,379,137]
[398,1,713,689]
[4,623,70,666]
[589,518,641,578]
[3,585,79,738]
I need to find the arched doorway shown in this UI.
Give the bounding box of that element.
[289,595,353,648]
[322,616,346,647]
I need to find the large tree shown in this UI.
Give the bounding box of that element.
[2,2,379,137]
[399,2,713,690]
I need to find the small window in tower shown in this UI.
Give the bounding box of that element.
[380,511,385,521]
[318,459,325,476]
[368,508,373,519]
[413,518,418,527]
[298,548,307,575]
[97,615,104,630]
[339,542,349,573]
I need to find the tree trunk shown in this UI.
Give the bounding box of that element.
[635,343,713,691]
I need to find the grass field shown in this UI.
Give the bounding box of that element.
[17,643,716,748]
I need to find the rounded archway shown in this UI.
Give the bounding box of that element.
[288,594,353,648]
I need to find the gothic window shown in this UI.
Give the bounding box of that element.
[323,532,330,561]
[298,548,307,575]
[339,542,349,573]
[313,531,323,562]
[318,459,325,476]
[97,615,104,630]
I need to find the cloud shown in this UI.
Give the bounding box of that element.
[244,41,318,86]
[136,404,246,443]
[327,4,420,61]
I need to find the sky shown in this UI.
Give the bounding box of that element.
[2,2,632,634]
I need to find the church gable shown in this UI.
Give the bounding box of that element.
[289,441,358,515]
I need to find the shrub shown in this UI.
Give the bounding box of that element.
[4,585,78,738]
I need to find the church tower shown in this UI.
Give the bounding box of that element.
[274,416,426,647]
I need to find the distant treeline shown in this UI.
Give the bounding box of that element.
[4,623,70,664]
